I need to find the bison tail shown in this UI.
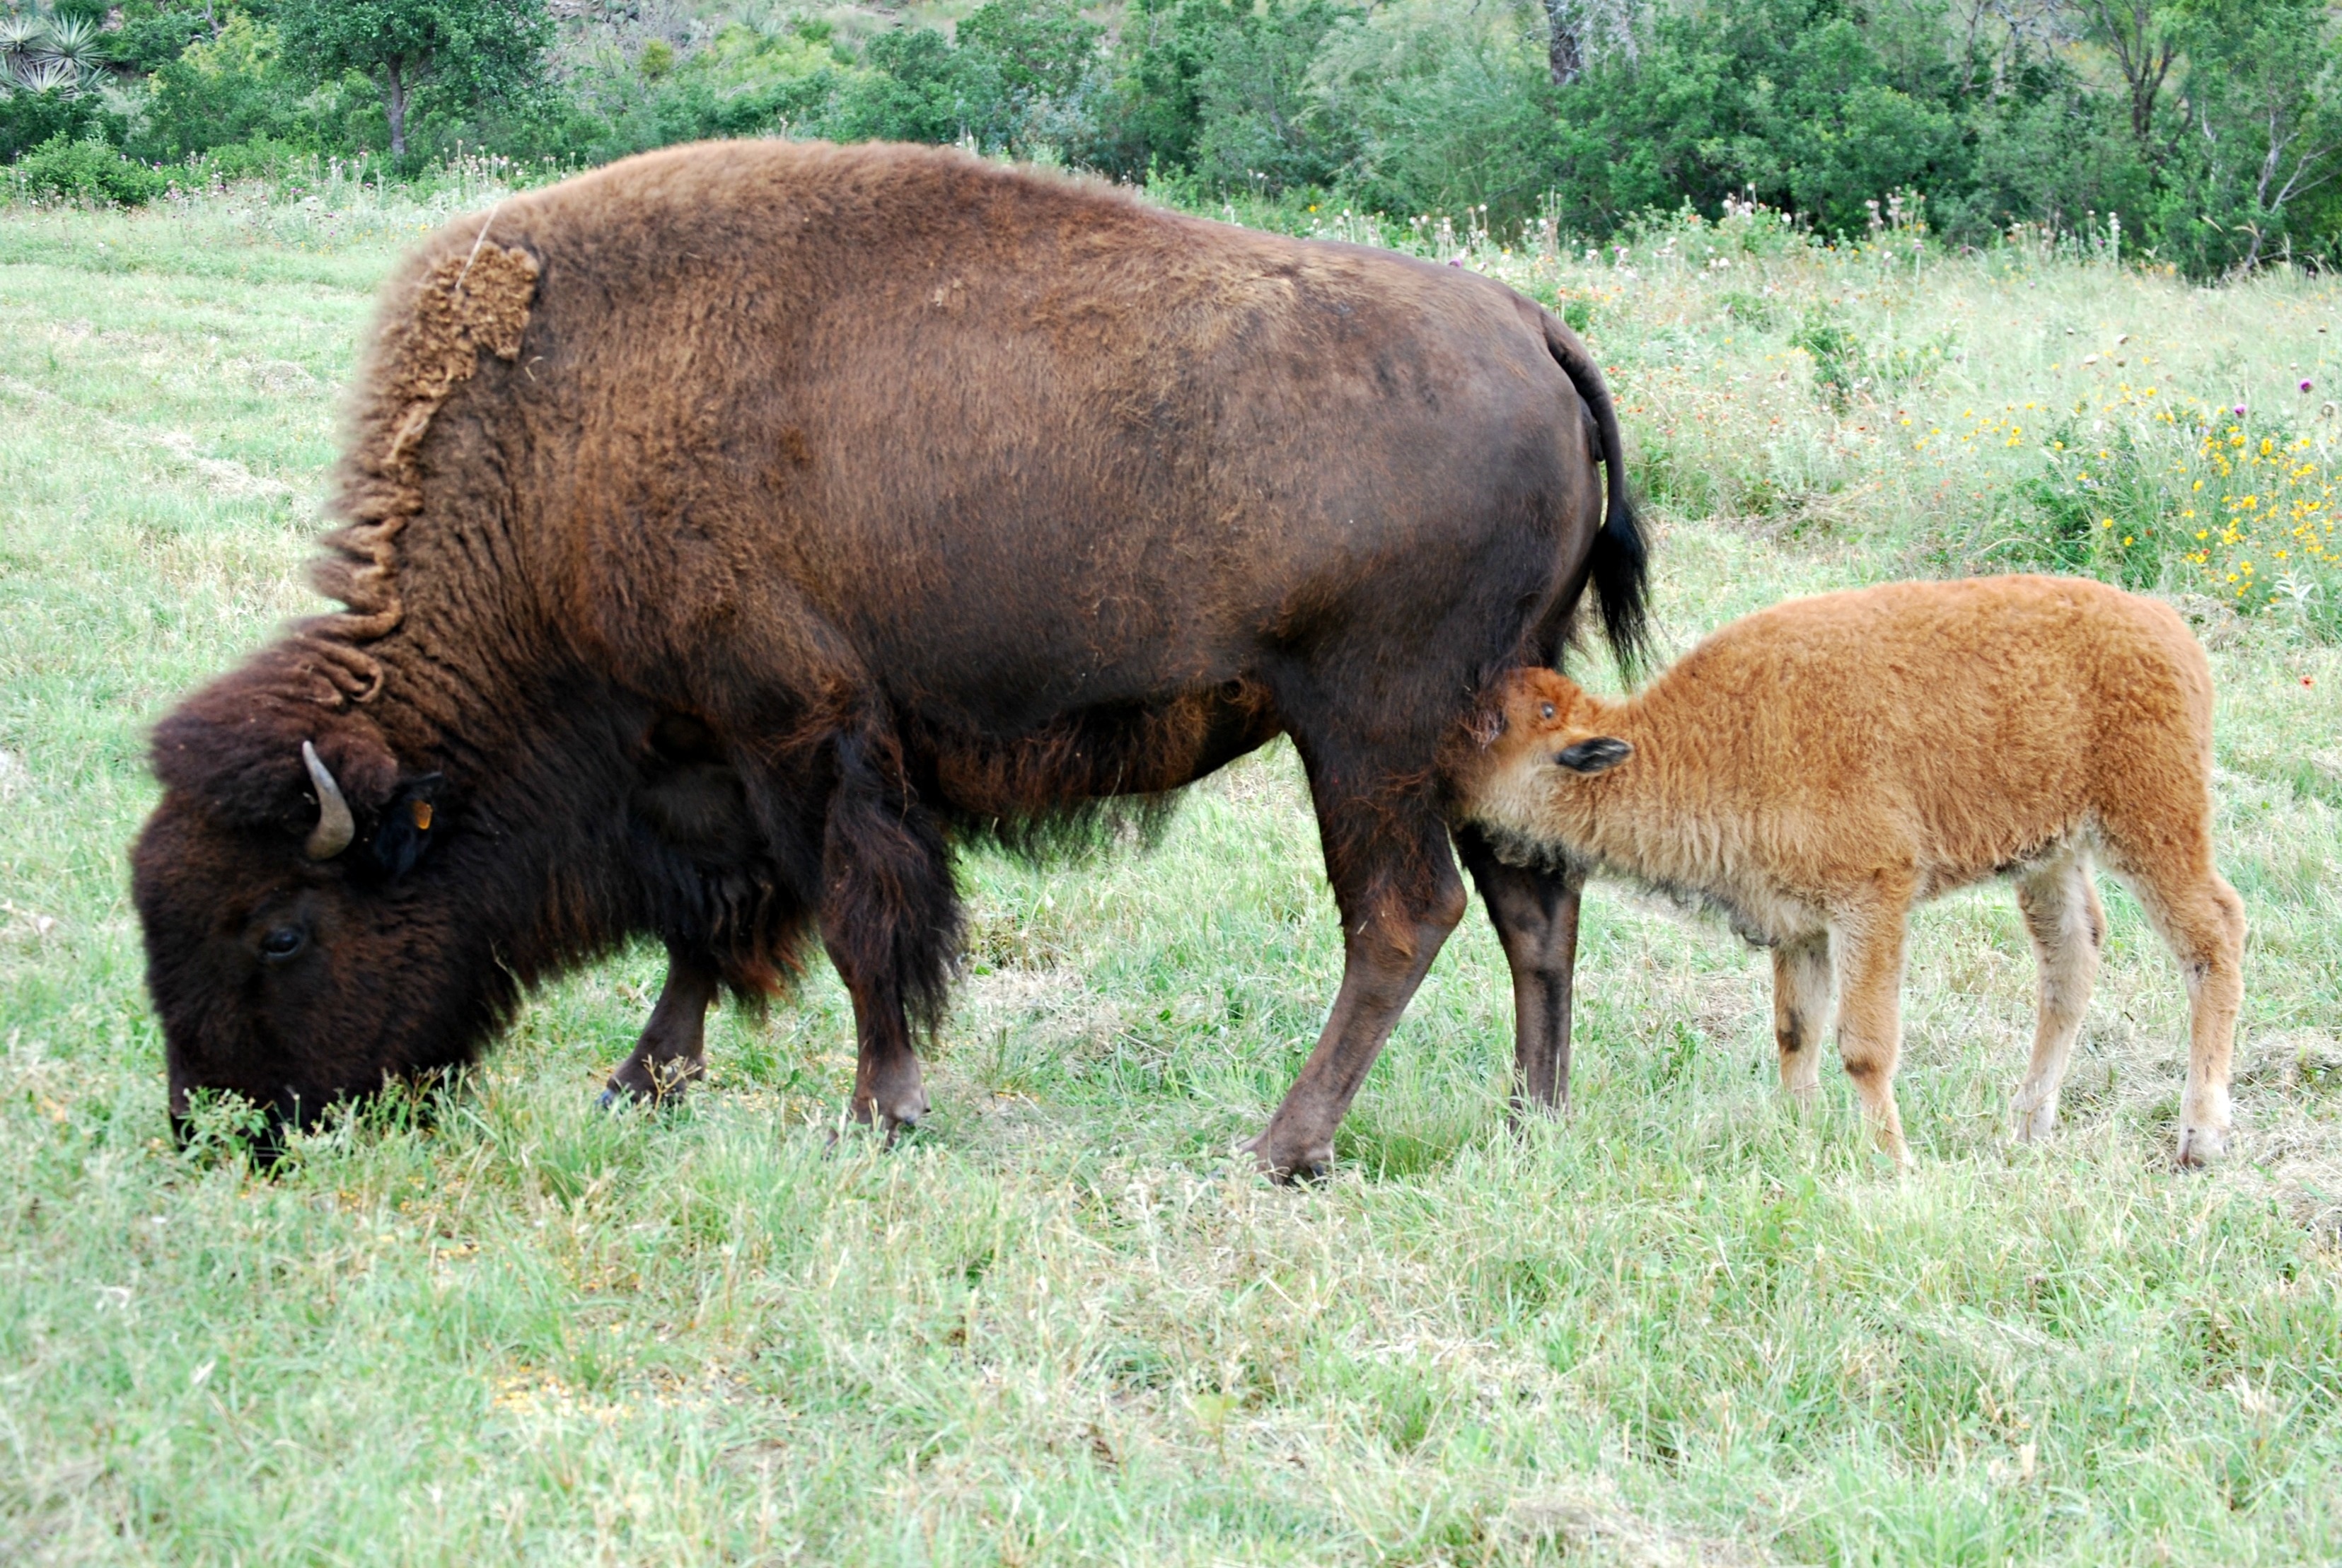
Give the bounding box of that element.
[1543,310,1652,680]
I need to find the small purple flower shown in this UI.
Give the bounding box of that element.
[2302,379,2316,393]
[2235,403,2249,417]
[1448,257,1463,267]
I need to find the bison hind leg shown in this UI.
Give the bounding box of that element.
[821,726,963,1135]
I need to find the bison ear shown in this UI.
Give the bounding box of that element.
[151,660,402,838]
[369,776,446,881]
[1555,737,1632,774]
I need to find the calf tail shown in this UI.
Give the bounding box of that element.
[1543,310,1651,678]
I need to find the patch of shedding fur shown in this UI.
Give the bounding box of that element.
[298,240,538,707]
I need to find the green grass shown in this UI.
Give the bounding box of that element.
[4,182,2341,1565]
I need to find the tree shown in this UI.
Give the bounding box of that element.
[1541,0,1638,88]
[954,0,1101,108]
[277,0,550,159]
[2172,0,2342,269]
[2068,0,2181,158]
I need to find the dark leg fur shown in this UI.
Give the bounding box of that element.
[601,945,720,1105]
[1454,827,1584,1115]
[819,726,962,1134]
[1246,767,1468,1180]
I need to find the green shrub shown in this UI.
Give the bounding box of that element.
[0,83,115,162]
[1789,303,1952,412]
[1312,1,1558,226]
[134,15,322,161]
[1790,306,1865,411]
[10,134,168,205]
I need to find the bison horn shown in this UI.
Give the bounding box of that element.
[301,741,356,860]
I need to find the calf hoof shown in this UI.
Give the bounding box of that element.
[2012,1099,2059,1144]
[1240,1129,1333,1185]
[2176,1122,2230,1168]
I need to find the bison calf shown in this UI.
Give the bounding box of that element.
[1450,575,2244,1167]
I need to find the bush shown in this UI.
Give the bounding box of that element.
[11,134,168,204]
[0,84,115,163]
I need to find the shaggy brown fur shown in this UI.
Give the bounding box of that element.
[132,139,1648,1178]
[1449,575,2244,1167]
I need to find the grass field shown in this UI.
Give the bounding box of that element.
[3,178,2340,1565]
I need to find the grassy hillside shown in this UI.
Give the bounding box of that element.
[2,178,2338,1564]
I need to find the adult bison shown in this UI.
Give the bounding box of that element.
[132,140,1645,1179]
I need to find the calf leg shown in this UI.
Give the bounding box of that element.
[819,727,960,1136]
[602,946,720,1105]
[1831,899,1914,1168]
[2010,849,2103,1143]
[1771,934,1833,1108]
[2118,860,2247,1167]
[1454,827,1584,1115]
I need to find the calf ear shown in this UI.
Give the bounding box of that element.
[1555,737,1633,774]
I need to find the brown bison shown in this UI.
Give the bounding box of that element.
[132,140,1646,1178]
[1451,577,2243,1168]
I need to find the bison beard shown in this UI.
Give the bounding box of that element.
[131,140,1647,1179]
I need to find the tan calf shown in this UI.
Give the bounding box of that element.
[1450,575,2244,1167]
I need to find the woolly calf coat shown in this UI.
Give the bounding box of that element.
[1449,574,2244,1166]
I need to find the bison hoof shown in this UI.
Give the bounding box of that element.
[845,1091,929,1142]
[601,1055,705,1108]
[601,1076,689,1110]
[1240,1130,1333,1185]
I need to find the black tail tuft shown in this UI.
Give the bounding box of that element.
[1543,310,1653,680]
[1588,481,1652,680]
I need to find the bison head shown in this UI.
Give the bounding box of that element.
[131,659,513,1138]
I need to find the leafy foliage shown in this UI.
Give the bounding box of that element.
[274,0,552,159]
[9,130,165,202]
[11,0,2342,274]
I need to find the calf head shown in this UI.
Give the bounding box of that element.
[132,658,508,1137]
[1453,668,1633,848]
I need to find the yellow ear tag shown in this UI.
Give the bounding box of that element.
[410,800,434,830]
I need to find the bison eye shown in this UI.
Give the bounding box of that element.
[258,927,308,963]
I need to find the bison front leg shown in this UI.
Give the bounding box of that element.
[601,946,719,1105]
[1454,826,1584,1116]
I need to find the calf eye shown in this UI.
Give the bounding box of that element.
[1540,702,1555,720]
[259,927,308,963]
